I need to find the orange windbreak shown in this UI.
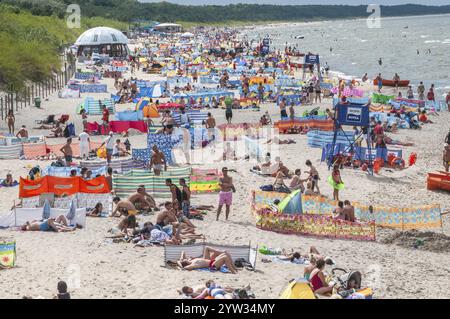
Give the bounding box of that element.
[19,177,49,198]
[79,176,110,194]
[19,176,110,198]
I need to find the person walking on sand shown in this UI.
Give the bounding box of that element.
[60,138,73,167]
[393,73,400,91]
[205,112,216,142]
[6,110,15,135]
[100,132,115,164]
[216,167,236,221]
[330,164,344,201]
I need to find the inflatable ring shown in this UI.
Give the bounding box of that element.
[390,157,405,169]
[328,176,345,190]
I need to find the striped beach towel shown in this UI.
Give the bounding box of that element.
[113,166,191,198]
[190,168,221,194]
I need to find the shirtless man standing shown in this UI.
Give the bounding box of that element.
[343,200,356,222]
[205,112,216,142]
[216,167,236,221]
[111,197,138,217]
[149,144,167,176]
[443,144,450,173]
[60,138,73,167]
[305,159,320,194]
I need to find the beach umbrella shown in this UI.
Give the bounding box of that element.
[42,199,51,220]
[66,199,77,225]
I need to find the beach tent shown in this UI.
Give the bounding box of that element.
[136,97,151,110]
[277,189,303,214]
[280,278,316,299]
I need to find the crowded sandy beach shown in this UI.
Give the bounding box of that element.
[1,16,450,301]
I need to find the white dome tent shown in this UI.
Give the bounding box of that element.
[75,27,129,58]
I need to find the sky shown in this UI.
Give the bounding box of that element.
[140,0,450,5]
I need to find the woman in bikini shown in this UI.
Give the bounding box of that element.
[6,110,15,135]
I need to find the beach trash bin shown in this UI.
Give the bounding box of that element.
[34,97,41,108]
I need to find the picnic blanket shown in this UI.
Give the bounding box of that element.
[113,167,191,199]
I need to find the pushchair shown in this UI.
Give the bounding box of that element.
[331,268,373,299]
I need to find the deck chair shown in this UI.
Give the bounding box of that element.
[164,242,258,270]
[35,114,55,125]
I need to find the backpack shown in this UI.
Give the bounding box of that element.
[259,184,274,192]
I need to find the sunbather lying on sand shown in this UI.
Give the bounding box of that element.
[21,215,76,232]
[181,280,235,299]
[177,246,238,274]
[266,136,296,144]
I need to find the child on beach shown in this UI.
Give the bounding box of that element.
[305,160,320,194]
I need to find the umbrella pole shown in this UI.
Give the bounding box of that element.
[14,201,17,227]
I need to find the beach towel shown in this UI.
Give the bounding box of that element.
[22,143,48,159]
[0,242,16,268]
[115,111,144,121]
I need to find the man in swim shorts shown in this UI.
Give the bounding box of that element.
[111,197,138,217]
[216,167,235,221]
[60,138,73,167]
[149,144,167,176]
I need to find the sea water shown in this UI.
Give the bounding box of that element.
[246,14,450,97]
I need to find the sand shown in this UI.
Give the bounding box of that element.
[1,57,450,299]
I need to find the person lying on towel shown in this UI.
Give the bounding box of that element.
[21,215,77,232]
[177,246,238,274]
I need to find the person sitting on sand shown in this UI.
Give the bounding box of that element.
[309,259,334,295]
[87,203,103,217]
[1,173,16,187]
[443,144,450,173]
[177,246,238,274]
[107,215,136,238]
[304,181,319,196]
[289,169,308,192]
[342,200,356,222]
[47,122,63,138]
[418,110,433,124]
[112,139,130,157]
[21,215,76,232]
[111,197,138,217]
[332,201,345,220]
[273,171,291,193]
[16,125,29,139]
[127,186,157,212]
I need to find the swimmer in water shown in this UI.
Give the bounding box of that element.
[378,58,383,66]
